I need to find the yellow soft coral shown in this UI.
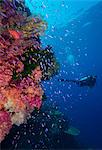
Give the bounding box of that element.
[20,17,47,37]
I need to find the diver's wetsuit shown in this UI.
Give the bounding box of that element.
[58,75,97,88]
[78,76,96,87]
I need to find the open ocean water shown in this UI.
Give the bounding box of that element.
[32,0,102,148]
[1,0,102,149]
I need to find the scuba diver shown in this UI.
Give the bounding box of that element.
[58,75,97,88]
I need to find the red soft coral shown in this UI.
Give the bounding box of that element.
[0,111,12,142]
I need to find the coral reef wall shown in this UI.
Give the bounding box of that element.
[0,0,58,142]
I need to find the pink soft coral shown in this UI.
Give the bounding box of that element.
[31,66,42,82]
[0,111,12,142]
[0,0,45,143]
[19,75,43,111]
[0,63,13,88]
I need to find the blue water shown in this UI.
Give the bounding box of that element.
[26,0,102,148]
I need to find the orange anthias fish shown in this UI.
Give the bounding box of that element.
[8,30,21,40]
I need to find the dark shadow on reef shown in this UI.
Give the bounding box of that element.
[1,101,80,149]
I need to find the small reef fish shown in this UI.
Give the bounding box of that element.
[8,30,21,40]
